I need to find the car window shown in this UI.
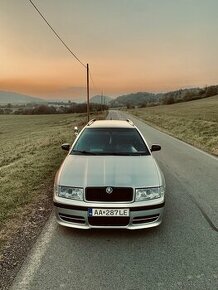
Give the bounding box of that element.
[71,128,150,155]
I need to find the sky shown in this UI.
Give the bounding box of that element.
[1,0,218,101]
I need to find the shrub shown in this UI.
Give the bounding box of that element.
[162,96,175,105]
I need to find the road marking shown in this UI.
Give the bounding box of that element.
[156,272,218,288]
[10,215,56,290]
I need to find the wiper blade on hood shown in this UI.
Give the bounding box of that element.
[96,151,149,156]
[71,150,97,155]
[130,151,150,155]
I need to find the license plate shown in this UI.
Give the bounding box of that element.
[88,208,129,217]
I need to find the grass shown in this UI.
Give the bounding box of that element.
[0,112,106,248]
[128,95,218,155]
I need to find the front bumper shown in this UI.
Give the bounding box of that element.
[54,201,165,230]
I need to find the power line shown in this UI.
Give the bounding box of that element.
[89,70,98,92]
[28,0,99,122]
[28,0,86,68]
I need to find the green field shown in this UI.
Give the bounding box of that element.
[128,95,218,155]
[0,112,105,248]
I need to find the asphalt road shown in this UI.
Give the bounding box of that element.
[10,110,218,290]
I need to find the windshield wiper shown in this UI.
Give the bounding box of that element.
[96,151,149,156]
[130,151,149,155]
[71,150,149,156]
[71,150,97,155]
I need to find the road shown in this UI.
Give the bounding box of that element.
[10,110,218,290]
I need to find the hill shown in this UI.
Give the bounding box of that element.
[0,91,46,104]
[90,95,112,105]
[111,85,218,107]
[110,92,161,107]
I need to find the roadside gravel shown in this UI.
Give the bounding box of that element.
[0,184,53,290]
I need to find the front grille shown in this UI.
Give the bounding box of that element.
[132,214,159,225]
[59,213,85,224]
[85,187,133,202]
[88,216,129,226]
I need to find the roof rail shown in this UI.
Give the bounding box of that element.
[87,119,96,126]
[126,119,134,126]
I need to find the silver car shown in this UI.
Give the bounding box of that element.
[54,119,165,229]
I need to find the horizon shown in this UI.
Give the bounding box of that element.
[1,84,213,102]
[1,0,218,100]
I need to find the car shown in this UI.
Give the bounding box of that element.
[53,119,165,229]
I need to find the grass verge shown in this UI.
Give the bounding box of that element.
[0,112,106,252]
[128,95,218,155]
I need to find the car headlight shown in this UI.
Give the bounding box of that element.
[58,186,83,201]
[135,186,164,201]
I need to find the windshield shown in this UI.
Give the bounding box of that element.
[71,128,150,156]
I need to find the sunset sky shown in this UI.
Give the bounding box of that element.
[1,0,218,101]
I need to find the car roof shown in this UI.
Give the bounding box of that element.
[86,119,135,129]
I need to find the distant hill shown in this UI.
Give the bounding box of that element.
[90,95,112,105]
[110,85,218,107]
[110,92,162,107]
[160,85,218,105]
[0,91,46,104]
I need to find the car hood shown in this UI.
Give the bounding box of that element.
[58,155,162,188]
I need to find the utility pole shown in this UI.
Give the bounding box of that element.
[101,90,103,112]
[103,90,105,107]
[86,63,90,122]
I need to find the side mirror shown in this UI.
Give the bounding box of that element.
[74,126,79,136]
[150,144,161,152]
[61,143,71,151]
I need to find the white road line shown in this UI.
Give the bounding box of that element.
[10,215,56,290]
